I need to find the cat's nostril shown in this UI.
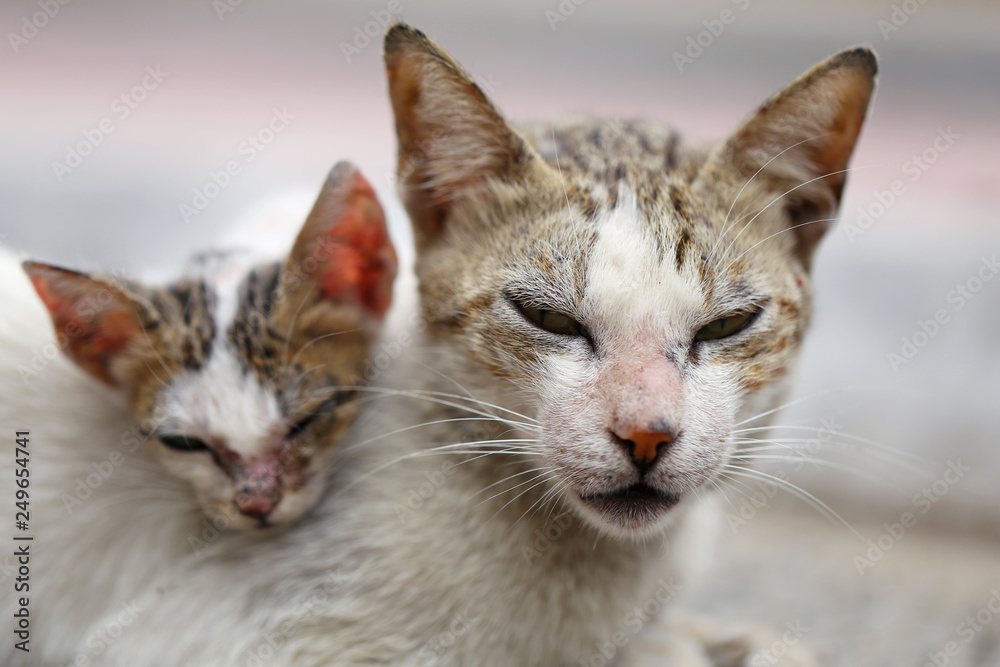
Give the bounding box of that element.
[610,425,677,477]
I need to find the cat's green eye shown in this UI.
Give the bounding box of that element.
[514,300,590,339]
[694,311,757,342]
[158,434,210,452]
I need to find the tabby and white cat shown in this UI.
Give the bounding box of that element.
[79,25,875,666]
[0,162,395,664]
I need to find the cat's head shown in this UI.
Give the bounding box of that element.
[24,162,397,529]
[384,26,875,538]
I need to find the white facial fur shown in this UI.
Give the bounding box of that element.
[153,321,327,531]
[509,193,739,538]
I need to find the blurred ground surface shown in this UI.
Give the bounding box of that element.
[2,1,998,663]
[687,503,1000,666]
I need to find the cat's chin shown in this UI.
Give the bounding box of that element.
[575,482,682,537]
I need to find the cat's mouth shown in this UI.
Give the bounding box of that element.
[578,481,681,529]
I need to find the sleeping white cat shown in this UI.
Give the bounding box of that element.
[0,162,395,664]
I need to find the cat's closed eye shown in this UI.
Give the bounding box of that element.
[288,395,343,438]
[694,309,759,342]
[510,297,591,340]
[158,434,210,452]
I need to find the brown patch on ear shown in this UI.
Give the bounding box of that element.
[729,48,876,194]
[705,47,877,266]
[384,24,545,247]
[23,261,149,386]
[277,162,397,325]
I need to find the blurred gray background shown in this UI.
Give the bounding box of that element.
[3,0,999,663]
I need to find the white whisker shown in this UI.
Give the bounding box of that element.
[707,135,822,266]
[721,465,865,541]
[733,425,928,470]
[476,469,554,508]
[720,216,840,274]
[466,466,553,501]
[714,166,869,268]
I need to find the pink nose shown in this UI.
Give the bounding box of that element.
[604,355,684,474]
[235,490,280,519]
[236,457,282,520]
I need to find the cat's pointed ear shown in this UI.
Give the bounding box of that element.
[279,162,397,322]
[702,47,877,266]
[384,24,545,246]
[22,261,150,386]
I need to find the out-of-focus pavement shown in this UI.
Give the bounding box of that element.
[2,0,998,663]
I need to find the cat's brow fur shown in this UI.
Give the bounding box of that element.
[106,256,365,423]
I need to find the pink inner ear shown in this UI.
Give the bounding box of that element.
[28,271,142,386]
[316,175,397,318]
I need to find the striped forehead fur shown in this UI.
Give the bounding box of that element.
[137,257,288,379]
[519,121,774,328]
[583,188,704,347]
[132,258,284,456]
